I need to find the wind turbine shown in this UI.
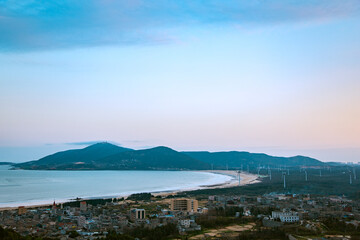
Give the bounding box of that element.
[353,168,357,180]
[282,172,286,189]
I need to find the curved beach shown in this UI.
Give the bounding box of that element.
[0,167,259,209]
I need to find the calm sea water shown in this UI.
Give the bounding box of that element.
[0,165,231,207]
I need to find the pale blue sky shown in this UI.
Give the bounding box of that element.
[0,1,360,162]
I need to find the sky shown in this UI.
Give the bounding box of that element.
[0,0,360,163]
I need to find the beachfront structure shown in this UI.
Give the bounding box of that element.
[130,208,146,221]
[170,198,198,213]
[18,206,27,215]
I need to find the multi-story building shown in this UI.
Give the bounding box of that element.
[272,211,299,223]
[170,198,198,213]
[78,216,86,227]
[18,206,27,215]
[130,208,146,221]
[80,201,87,211]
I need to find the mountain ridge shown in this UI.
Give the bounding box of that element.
[14,143,324,170]
[183,151,324,168]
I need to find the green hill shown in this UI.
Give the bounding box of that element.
[15,142,133,170]
[14,143,323,170]
[93,146,210,170]
[183,151,324,169]
[15,144,210,170]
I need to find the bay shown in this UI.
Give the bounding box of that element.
[0,165,231,207]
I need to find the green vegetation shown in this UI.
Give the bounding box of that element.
[62,198,120,208]
[182,167,360,200]
[127,193,153,201]
[15,142,132,170]
[68,230,80,238]
[105,223,179,240]
[183,151,323,168]
[0,226,54,240]
[15,142,325,171]
[15,143,210,170]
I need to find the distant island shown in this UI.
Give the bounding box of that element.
[0,162,15,165]
[14,142,324,170]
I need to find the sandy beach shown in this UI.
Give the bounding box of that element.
[198,170,260,188]
[151,170,260,197]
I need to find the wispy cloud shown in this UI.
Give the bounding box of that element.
[0,0,359,51]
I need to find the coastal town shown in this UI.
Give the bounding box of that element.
[1,191,360,240]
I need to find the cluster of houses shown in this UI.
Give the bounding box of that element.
[0,198,205,239]
[0,193,359,239]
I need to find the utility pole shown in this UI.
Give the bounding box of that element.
[305,170,308,182]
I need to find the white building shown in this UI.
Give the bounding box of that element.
[78,216,86,227]
[179,219,191,228]
[272,211,299,223]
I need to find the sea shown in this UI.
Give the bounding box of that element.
[0,165,232,207]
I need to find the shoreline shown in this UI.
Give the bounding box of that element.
[0,170,260,211]
[151,170,259,198]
